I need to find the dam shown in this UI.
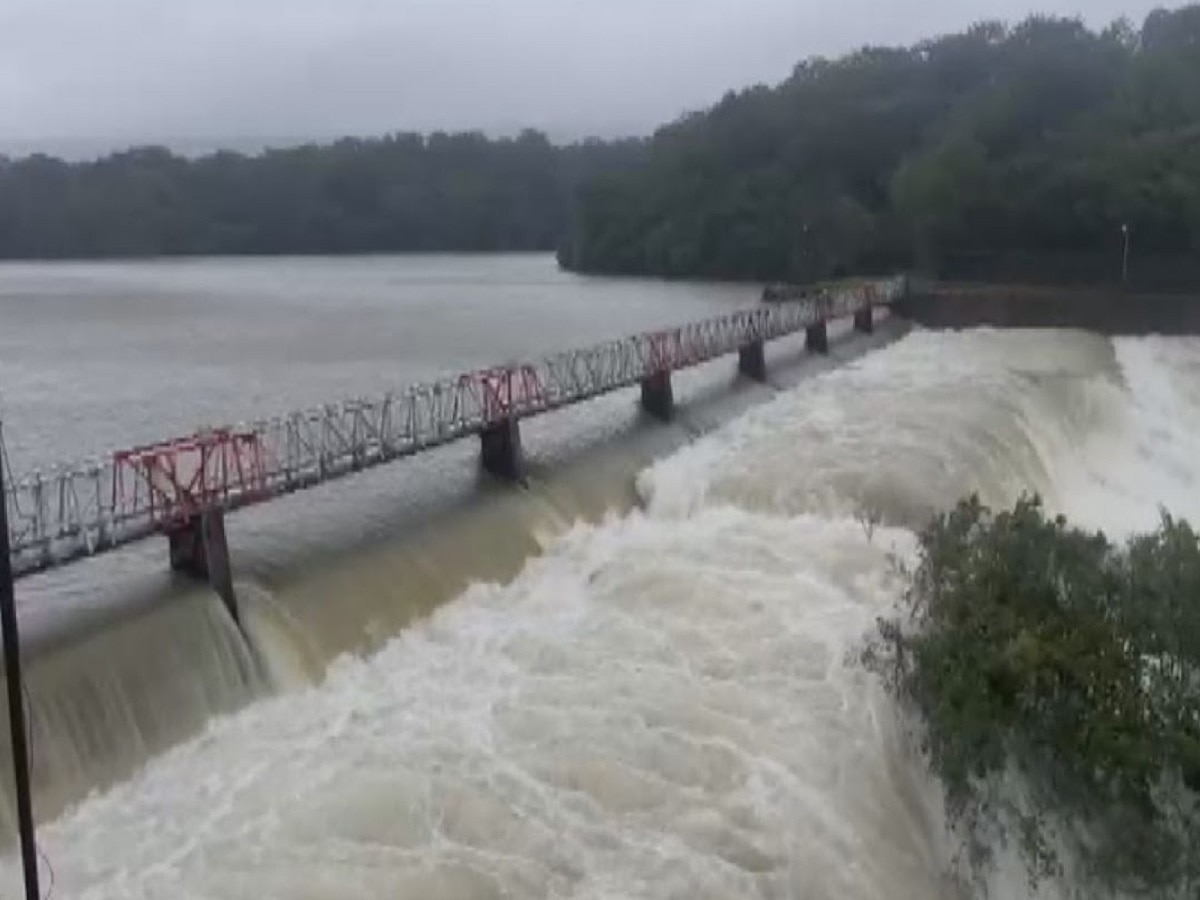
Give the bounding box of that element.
[2,255,1198,899]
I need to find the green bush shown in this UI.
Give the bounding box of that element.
[865,496,1200,897]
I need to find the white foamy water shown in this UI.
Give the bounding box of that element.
[5,328,1199,899]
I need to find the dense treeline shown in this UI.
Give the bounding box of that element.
[4,8,1199,275]
[560,6,1200,284]
[0,131,640,258]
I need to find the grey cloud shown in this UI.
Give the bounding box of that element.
[0,0,1180,152]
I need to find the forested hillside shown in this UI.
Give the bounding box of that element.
[3,6,1198,282]
[0,132,639,258]
[560,6,1200,285]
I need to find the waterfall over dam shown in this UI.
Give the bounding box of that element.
[3,256,1199,899]
[1,281,900,839]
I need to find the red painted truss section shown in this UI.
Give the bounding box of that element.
[111,428,268,528]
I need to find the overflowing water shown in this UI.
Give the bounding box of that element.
[2,256,1199,897]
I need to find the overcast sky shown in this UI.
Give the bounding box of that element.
[0,0,1183,155]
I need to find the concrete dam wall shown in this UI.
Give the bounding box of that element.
[897,283,1200,335]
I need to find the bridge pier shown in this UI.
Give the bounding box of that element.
[737,341,767,382]
[805,322,829,354]
[480,418,525,482]
[640,371,674,421]
[168,510,238,624]
[854,307,874,334]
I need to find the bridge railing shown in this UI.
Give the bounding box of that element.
[3,276,905,575]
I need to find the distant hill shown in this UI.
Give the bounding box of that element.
[0,132,641,259]
[559,6,1200,287]
[0,136,315,162]
[3,6,1198,283]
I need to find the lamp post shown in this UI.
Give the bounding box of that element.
[1121,223,1130,286]
[800,224,811,284]
[0,425,41,900]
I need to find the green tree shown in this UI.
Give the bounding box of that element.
[0,131,629,259]
[3,5,1200,273]
[865,496,1200,897]
[561,6,1200,285]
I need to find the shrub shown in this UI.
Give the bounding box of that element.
[865,495,1200,897]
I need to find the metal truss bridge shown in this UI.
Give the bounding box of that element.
[2,277,904,597]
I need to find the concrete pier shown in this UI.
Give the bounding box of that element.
[737,341,767,382]
[480,418,525,482]
[168,510,238,623]
[640,371,674,421]
[853,307,874,334]
[805,322,829,354]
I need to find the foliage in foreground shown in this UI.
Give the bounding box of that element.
[865,496,1200,897]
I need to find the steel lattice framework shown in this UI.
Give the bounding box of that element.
[3,277,904,576]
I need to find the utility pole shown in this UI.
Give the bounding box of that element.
[0,425,41,900]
